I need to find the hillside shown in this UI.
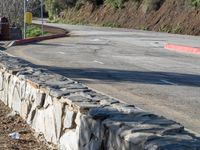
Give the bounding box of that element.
[47,0,200,35]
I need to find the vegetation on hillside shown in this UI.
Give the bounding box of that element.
[44,0,200,35]
[44,0,200,19]
[1,0,199,26]
[189,0,200,7]
[0,0,199,35]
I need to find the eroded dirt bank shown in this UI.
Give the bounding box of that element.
[59,0,200,35]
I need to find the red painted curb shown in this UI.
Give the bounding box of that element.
[12,23,70,46]
[165,43,200,55]
[14,33,68,45]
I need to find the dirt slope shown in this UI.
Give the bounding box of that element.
[0,101,52,150]
[59,0,200,35]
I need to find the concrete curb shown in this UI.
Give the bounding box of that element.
[165,43,200,55]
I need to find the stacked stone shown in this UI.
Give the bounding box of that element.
[0,52,199,150]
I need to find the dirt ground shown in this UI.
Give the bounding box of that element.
[0,101,53,150]
[60,0,200,35]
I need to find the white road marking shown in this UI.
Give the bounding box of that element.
[58,52,65,54]
[90,38,101,42]
[160,79,177,85]
[93,60,104,64]
[59,43,75,47]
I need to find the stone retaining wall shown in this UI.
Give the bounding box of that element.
[0,51,199,150]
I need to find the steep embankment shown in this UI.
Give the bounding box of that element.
[58,0,200,35]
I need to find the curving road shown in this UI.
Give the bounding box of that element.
[6,21,200,135]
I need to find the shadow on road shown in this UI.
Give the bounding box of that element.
[38,66,200,87]
[0,46,6,51]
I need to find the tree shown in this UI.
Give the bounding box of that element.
[0,0,24,27]
[44,0,77,19]
[27,0,42,17]
[0,0,42,27]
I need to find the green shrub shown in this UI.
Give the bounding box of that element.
[105,0,125,8]
[188,0,200,7]
[75,0,86,10]
[142,0,165,13]
[26,26,48,38]
[102,22,121,27]
[45,0,71,19]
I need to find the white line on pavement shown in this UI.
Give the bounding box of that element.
[58,52,65,54]
[90,39,101,42]
[160,79,177,85]
[93,60,104,64]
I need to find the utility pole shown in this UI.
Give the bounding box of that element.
[24,0,27,39]
[41,0,44,36]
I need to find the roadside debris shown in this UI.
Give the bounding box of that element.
[0,101,52,149]
[6,110,19,118]
[9,132,20,140]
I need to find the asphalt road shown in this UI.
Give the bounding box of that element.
[6,21,200,135]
